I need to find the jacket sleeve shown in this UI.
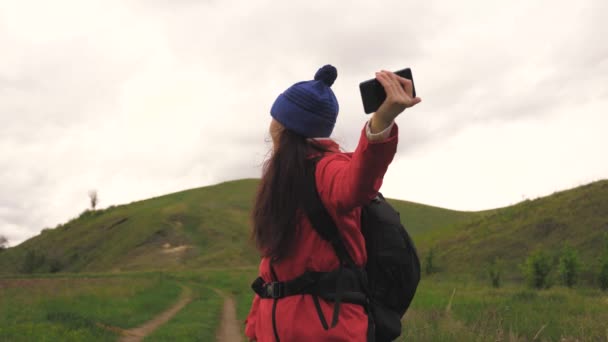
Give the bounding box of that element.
[316,121,399,213]
[244,294,260,340]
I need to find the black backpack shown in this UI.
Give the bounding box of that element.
[303,159,421,341]
[359,192,421,341]
[251,158,420,342]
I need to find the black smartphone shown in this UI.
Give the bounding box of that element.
[359,68,416,114]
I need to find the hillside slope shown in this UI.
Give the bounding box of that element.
[4,179,605,278]
[0,179,478,274]
[431,180,608,279]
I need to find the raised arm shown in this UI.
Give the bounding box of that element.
[316,70,421,213]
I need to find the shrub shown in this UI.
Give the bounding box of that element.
[487,257,503,288]
[523,250,552,289]
[21,250,46,273]
[49,259,63,273]
[558,245,580,287]
[424,247,437,275]
[599,258,608,291]
[600,233,608,291]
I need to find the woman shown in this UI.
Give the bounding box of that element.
[246,65,421,342]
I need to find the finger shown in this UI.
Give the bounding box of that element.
[397,76,414,98]
[375,72,394,94]
[380,71,401,98]
[408,97,422,107]
[388,72,411,101]
[386,71,402,93]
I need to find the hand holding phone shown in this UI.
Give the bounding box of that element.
[359,68,421,115]
[362,69,422,134]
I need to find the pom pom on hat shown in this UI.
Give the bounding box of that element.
[270,64,340,138]
[314,65,337,87]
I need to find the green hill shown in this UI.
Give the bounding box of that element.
[2,179,606,280]
[0,179,258,274]
[387,198,489,246]
[0,179,479,274]
[430,180,608,280]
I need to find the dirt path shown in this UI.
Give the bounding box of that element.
[118,285,193,342]
[213,289,242,342]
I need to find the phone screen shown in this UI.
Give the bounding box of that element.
[359,68,416,114]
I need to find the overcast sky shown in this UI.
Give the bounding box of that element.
[1,0,607,246]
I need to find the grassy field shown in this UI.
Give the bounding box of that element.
[1,179,607,340]
[400,276,608,341]
[1,270,607,341]
[0,269,258,341]
[0,273,181,341]
[0,270,255,342]
[144,281,223,341]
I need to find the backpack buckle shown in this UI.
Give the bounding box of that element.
[265,282,284,299]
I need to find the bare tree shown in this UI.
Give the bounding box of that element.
[0,235,8,250]
[88,190,98,210]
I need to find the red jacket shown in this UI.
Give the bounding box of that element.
[245,122,399,342]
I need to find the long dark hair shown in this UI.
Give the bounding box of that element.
[252,128,333,261]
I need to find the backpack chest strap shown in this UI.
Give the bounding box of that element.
[251,269,367,305]
[251,272,320,299]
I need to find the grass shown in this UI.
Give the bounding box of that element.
[0,273,181,341]
[144,268,258,341]
[0,179,262,274]
[5,179,605,283]
[144,268,260,341]
[429,180,608,280]
[1,178,608,340]
[387,198,485,242]
[1,270,607,341]
[399,276,608,341]
[144,282,224,341]
[174,268,259,322]
[0,178,480,275]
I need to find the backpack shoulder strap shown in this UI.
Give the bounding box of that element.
[303,157,355,267]
[303,157,361,329]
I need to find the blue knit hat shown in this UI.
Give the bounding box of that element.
[270,65,339,138]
